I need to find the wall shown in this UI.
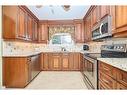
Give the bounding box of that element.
[2,41,84,54]
[0,6,2,88]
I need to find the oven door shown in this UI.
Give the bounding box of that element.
[83,56,98,89]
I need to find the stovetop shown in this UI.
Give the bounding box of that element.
[84,52,127,59]
[84,53,102,59]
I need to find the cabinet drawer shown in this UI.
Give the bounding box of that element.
[99,71,117,89]
[117,82,127,89]
[99,61,116,79]
[116,69,127,87]
[99,80,108,89]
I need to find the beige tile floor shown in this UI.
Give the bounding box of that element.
[25,71,88,89]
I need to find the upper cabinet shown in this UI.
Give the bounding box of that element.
[18,8,27,39]
[91,6,99,27]
[74,20,84,43]
[2,6,38,42]
[112,6,127,37]
[27,14,33,41]
[84,13,92,42]
[100,6,110,19]
[3,6,19,39]
[38,22,48,43]
[32,20,38,42]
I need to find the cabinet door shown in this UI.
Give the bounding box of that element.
[51,53,61,70]
[18,8,26,39]
[43,53,50,70]
[2,6,18,39]
[3,57,28,88]
[32,20,38,41]
[73,53,80,70]
[100,6,110,19]
[117,83,127,89]
[74,23,84,43]
[39,23,48,43]
[27,15,33,40]
[85,14,92,42]
[115,6,127,28]
[116,69,127,87]
[92,6,99,26]
[99,71,117,89]
[61,53,70,70]
[113,6,127,37]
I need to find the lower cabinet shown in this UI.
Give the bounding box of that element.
[51,53,61,70]
[3,54,40,88]
[61,53,70,70]
[40,52,81,71]
[98,61,127,89]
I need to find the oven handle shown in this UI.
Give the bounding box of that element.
[99,23,103,35]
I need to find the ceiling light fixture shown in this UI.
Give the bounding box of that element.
[36,5,43,8]
[62,5,70,11]
[35,5,71,14]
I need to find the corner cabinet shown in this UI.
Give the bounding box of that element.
[40,52,81,71]
[3,54,41,88]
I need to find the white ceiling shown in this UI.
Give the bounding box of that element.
[27,6,90,20]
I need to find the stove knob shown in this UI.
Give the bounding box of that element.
[120,46,124,49]
[117,46,120,49]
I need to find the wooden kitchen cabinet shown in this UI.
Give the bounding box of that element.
[2,6,19,39]
[100,6,110,20]
[92,6,99,26]
[117,82,127,89]
[69,53,80,70]
[18,8,27,40]
[3,57,29,88]
[112,6,127,37]
[41,53,51,70]
[51,53,61,70]
[40,52,81,71]
[2,6,38,41]
[32,20,38,41]
[38,22,48,43]
[84,13,92,42]
[3,54,40,88]
[74,20,84,43]
[61,53,70,70]
[73,53,80,70]
[98,61,127,89]
[27,15,33,40]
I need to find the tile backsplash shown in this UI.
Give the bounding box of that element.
[2,38,127,55]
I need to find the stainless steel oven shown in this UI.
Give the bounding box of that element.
[92,15,112,40]
[82,55,98,89]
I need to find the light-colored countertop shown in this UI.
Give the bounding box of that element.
[97,58,127,72]
[2,50,91,57]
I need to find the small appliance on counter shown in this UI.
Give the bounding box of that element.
[82,44,127,89]
[83,45,89,51]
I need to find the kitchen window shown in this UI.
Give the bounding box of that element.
[50,33,74,45]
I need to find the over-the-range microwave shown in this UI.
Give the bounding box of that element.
[92,15,112,40]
